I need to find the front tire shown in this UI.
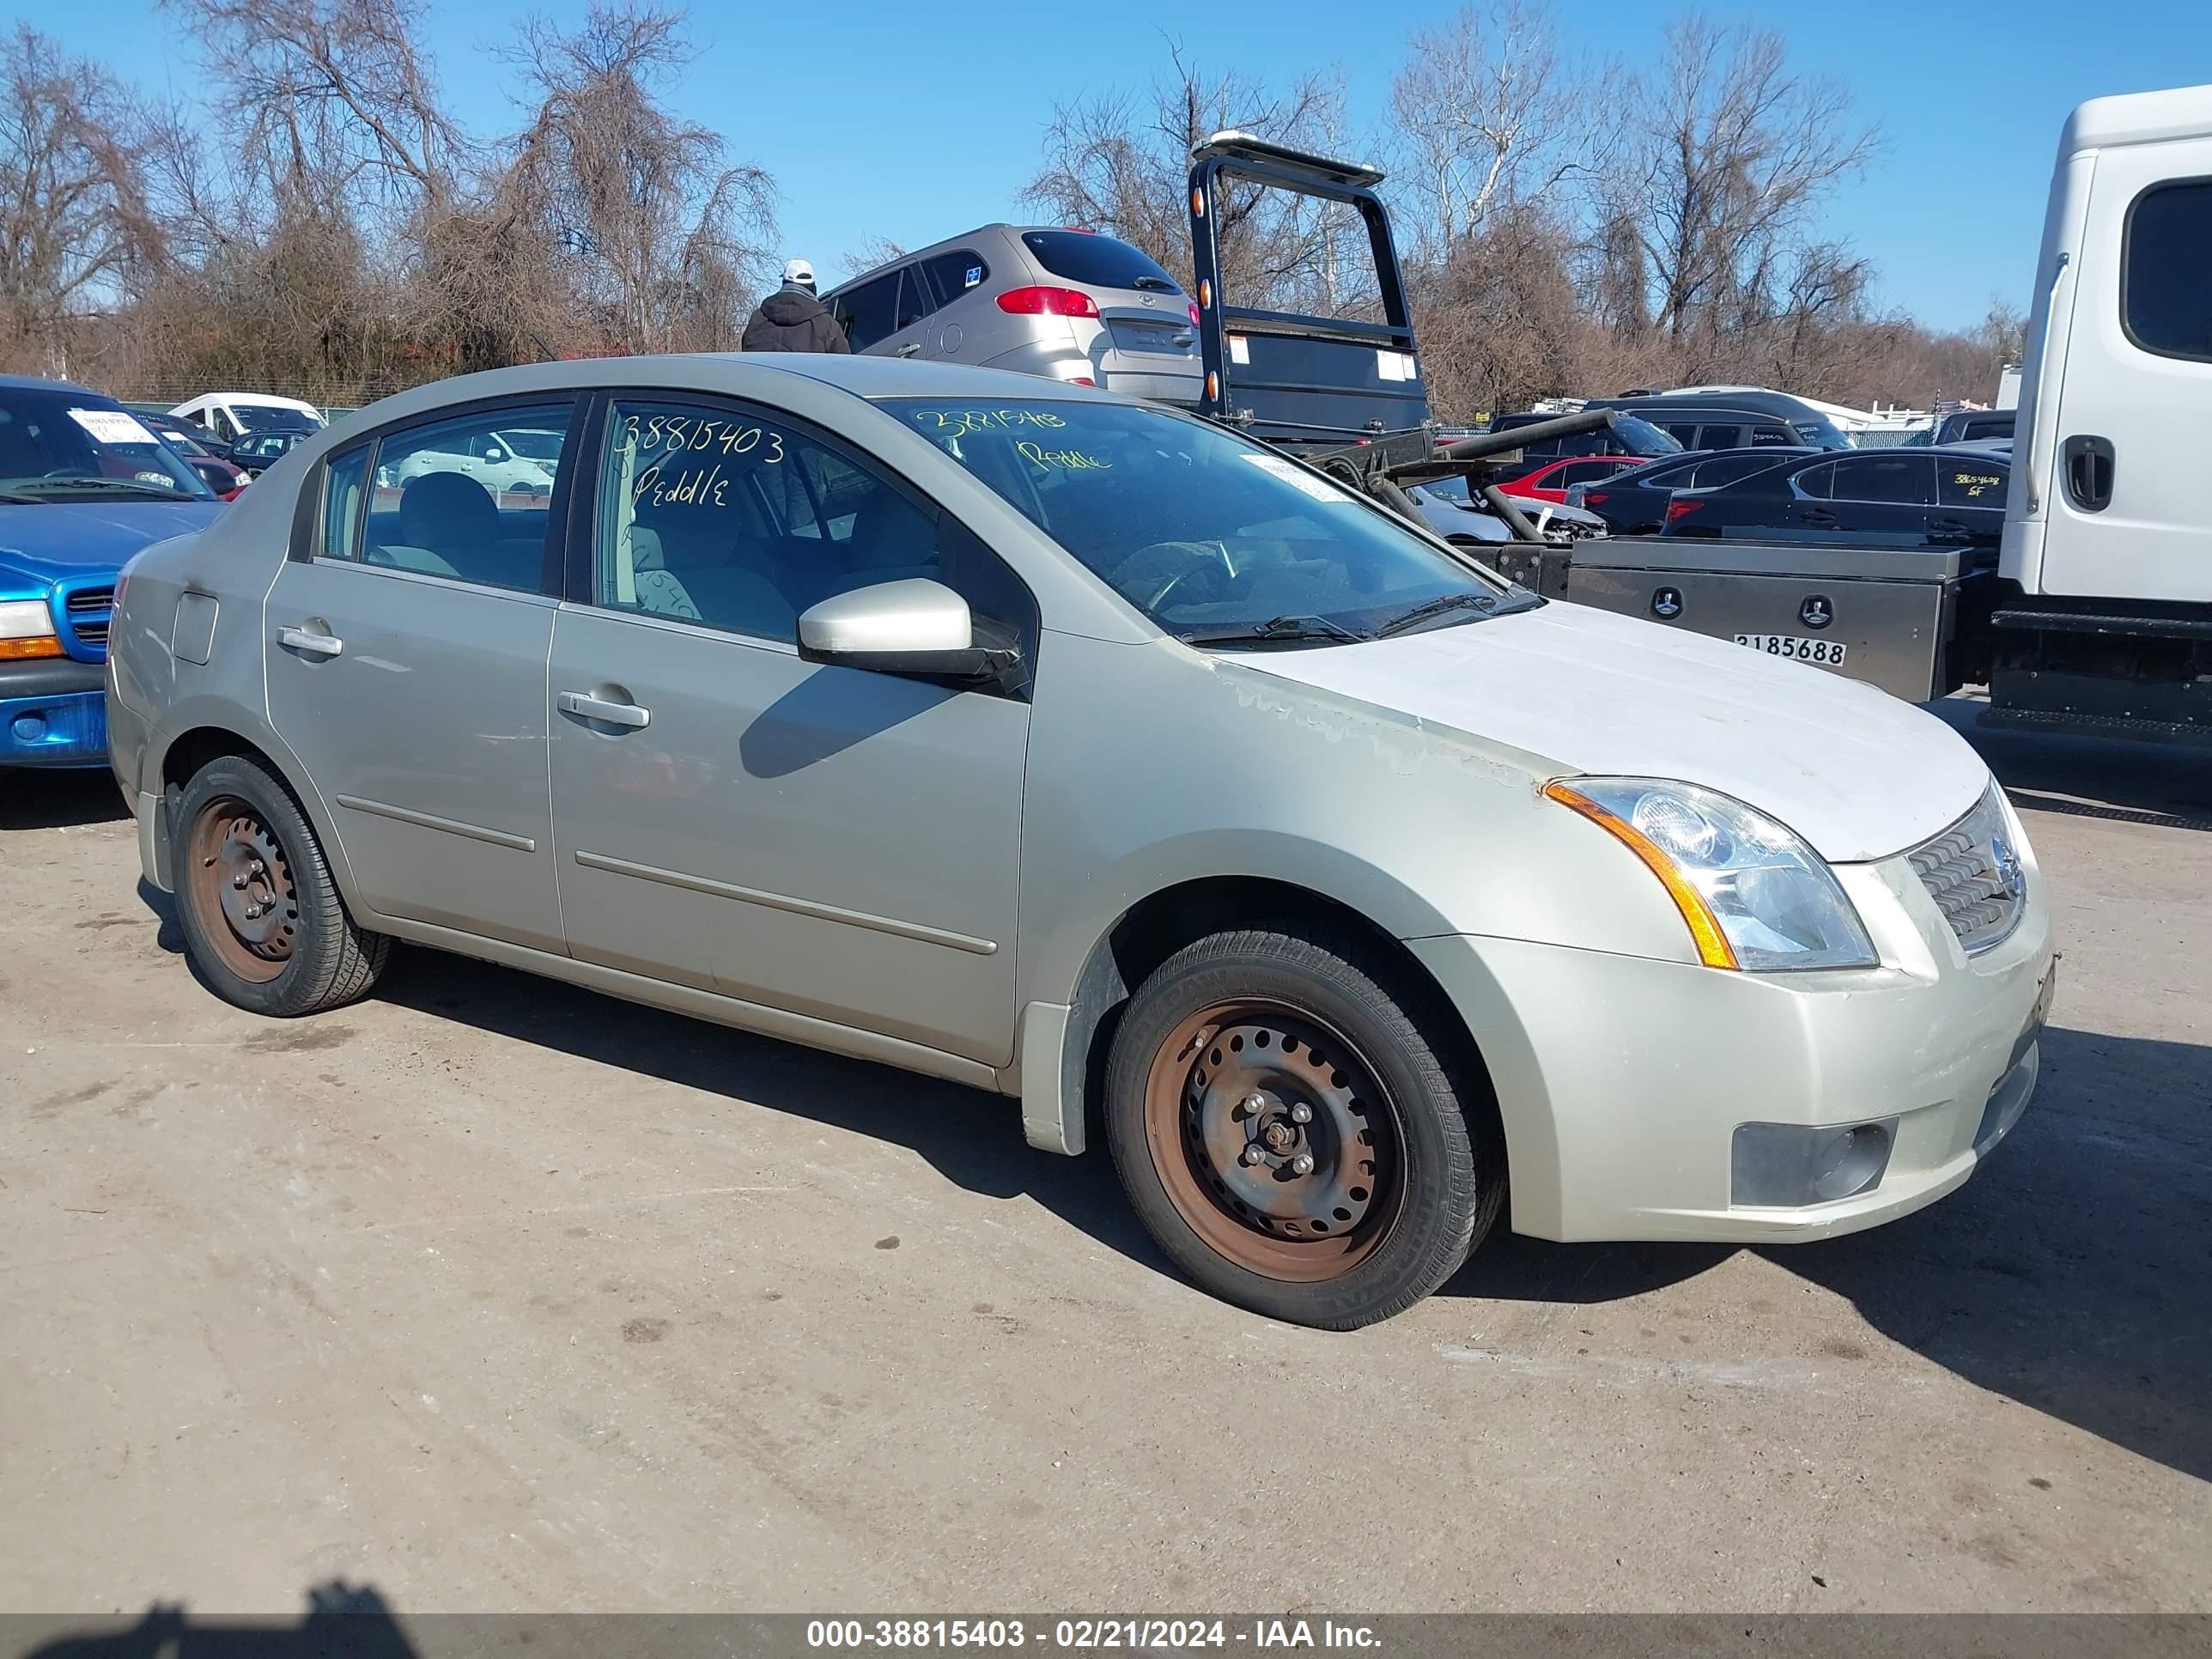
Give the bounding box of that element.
[171,754,389,1017]
[1104,926,1504,1328]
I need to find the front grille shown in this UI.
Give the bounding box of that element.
[63,586,111,652]
[1908,788,2025,954]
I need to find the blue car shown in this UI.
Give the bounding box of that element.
[0,375,225,769]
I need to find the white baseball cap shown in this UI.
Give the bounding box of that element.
[783,258,817,288]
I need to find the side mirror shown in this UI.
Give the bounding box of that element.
[797,578,1018,681]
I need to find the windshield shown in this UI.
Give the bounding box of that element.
[232,404,318,433]
[885,398,1522,645]
[0,388,216,501]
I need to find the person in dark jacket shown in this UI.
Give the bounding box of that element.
[740,259,850,354]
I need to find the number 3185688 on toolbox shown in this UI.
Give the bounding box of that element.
[1735,634,1850,665]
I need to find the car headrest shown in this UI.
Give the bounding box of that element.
[398,471,499,550]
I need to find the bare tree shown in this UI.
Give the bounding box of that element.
[1603,16,1877,341]
[170,0,466,220]
[1024,41,1350,308]
[1389,1,1600,257]
[0,28,163,373]
[500,2,777,354]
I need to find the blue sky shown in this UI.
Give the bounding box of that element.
[25,0,2212,331]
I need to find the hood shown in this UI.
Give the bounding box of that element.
[0,500,223,586]
[1237,600,1989,863]
[760,289,826,325]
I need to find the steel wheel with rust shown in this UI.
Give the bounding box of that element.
[1144,1001,1405,1282]
[1106,926,1504,1328]
[185,798,301,984]
[170,753,390,1018]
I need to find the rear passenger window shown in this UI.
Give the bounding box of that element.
[831,274,901,351]
[919,249,990,307]
[1940,463,2008,507]
[1794,462,1836,500]
[1751,425,1796,447]
[1829,455,1934,505]
[2124,179,2212,361]
[363,404,572,592]
[894,268,933,331]
[320,445,368,561]
[1694,424,1745,450]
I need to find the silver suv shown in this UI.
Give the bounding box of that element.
[823,226,1200,406]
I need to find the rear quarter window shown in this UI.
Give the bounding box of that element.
[1940,463,2008,507]
[2124,178,2212,361]
[1020,231,1182,294]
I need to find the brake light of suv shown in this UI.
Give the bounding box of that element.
[996,286,1100,319]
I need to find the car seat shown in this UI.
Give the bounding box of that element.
[627,514,797,641]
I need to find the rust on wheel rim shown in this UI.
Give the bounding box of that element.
[185,796,300,985]
[1142,999,1404,1282]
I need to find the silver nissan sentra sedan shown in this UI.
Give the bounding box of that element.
[104,355,2055,1328]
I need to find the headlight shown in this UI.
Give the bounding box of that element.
[1545,778,1878,972]
[0,598,62,661]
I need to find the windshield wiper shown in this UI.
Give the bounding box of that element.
[1183,614,1368,647]
[1372,591,1503,639]
[1131,275,1178,293]
[12,477,189,499]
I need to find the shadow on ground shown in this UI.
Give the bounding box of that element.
[0,768,129,832]
[1445,1024,2212,1485]
[1929,696,2212,830]
[10,1583,415,1659]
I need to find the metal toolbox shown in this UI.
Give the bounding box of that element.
[1562,538,1991,702]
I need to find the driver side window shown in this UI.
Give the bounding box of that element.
[592,398,1035,653]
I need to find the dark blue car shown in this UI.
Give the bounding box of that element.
[0,375,225,769]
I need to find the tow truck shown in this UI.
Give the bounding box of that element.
[1187,92,2212,744]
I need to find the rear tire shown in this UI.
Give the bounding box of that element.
[1104,925,1504,1329]
[171,754,389,1017]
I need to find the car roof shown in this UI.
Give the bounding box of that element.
[0,373,101,396]
[311,353,1139,436]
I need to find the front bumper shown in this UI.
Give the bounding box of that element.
[1412,846,2057,1243]
[0,657,107,767]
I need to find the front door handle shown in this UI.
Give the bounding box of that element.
[278,624,343,658]
[2062,434,2114,513]
[893,342,922,358]
[557,690,650,730]
[1801,507,1838,526]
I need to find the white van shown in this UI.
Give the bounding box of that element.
[169,392,326,447]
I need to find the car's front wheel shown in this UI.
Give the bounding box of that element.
[171,754,389,1018]
[1104,926,1504,1328]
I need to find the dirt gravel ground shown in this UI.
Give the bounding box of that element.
[1,703,2206,1618]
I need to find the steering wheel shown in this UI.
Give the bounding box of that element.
[1127,540,1236,611]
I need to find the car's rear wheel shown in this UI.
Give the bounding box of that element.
[1104,927,1503,1328]
[172,754,389,1018]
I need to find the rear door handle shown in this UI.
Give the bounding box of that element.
[893,343,922,358]
[1801,507,1837,526]
[557,690,650,729]
[278,624,343,658]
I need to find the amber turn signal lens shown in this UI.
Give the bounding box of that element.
[0,635,64,660]
[1541,781,1739,969]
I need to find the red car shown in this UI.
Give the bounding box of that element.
[1496,455,1640,504]
[143,414,248,501]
